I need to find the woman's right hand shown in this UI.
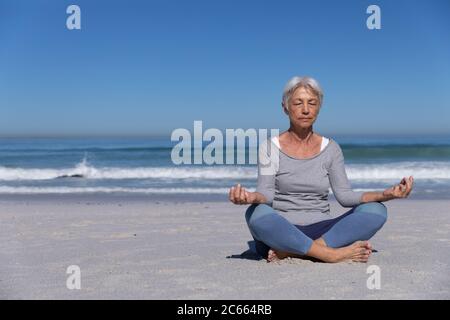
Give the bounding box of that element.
[228,183,257,205]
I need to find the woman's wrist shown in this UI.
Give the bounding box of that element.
[381,192,395,202]
[361,191,395,203]
[250,192,268,204]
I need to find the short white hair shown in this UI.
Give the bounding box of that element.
[282,76,324,110]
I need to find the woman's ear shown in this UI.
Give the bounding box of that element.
[282,102,289,115]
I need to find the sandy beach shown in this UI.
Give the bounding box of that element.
[1,195,449,299]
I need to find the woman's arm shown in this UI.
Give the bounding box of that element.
[361,176,414,203]
[328,143,365,207]
[329,142,415,205]
[228,139,277,205]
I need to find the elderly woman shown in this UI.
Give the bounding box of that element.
[228,76,414,263]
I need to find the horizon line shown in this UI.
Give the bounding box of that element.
[0,132,449,139]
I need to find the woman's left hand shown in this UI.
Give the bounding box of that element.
[383,176,414,199]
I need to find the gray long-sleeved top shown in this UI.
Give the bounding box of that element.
[256,136,364,225]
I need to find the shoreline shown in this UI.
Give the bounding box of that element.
[0,190,448,203]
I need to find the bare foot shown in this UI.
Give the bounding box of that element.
[266,249,280,262]
[267,241,372,263]
[267,249,300,263]
[332,241,372,263]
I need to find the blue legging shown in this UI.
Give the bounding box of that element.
[245,202,387,259]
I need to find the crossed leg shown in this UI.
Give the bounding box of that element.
[245,202,387,263]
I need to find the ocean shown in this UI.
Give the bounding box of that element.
[0,134,449,200]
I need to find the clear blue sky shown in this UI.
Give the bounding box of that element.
[1,0,449,137]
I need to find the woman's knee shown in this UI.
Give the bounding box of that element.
[356,201,387,216]
[245,203,273,228]
[355,202,388,228]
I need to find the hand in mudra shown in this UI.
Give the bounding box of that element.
[228,184,257,205]
[383,176,414,199]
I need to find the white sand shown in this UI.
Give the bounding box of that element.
[1,197,449,299]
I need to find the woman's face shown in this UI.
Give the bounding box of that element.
[285,86,320,128]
